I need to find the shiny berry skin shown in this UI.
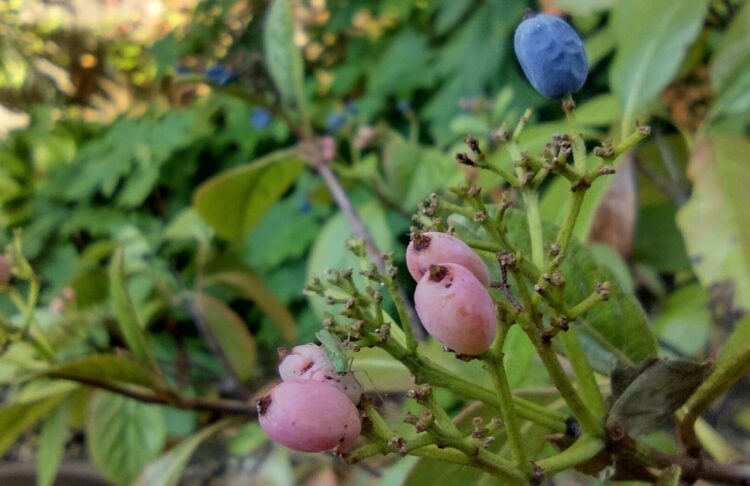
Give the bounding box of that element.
[278,344,362,404]
[257,381,361,452]
[514,13,588,99]
[406,232,491,287]
[414,263,497,355]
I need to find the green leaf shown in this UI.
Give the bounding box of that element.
[204,271,297,343]
[350,347,413,392]
[504,210,657,370]
[652,285,711,357]
[191,292,257,382]
[37,399,70,486]
[0,394,67,456]
[676,135,750,311]
[264,0,305,109]
[193,152,304,243]
[403,458,503,486]
[709,1,750,119]
[135,419,231,486]
[86,392,166,486]
[30,354,160,389]
[109,249,156,368]
[609,358,710,436]
[307,201,394,319]
[554,0,615,15]
[610,0,710,128]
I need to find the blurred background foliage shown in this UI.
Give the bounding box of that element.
[0,0,749,484]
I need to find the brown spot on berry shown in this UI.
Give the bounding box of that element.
[256,395,272,416]
[300,361,314,373]
[412,233,432,252]
[428,264,449,282]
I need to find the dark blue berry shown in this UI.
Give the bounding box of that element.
[250,109,272,129]
[513,14,588,99]
[345,101,358,116]
[396,99,411,115]
[205,65,238,87]
[325,112,347,133]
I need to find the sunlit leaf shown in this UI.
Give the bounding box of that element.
[676,135,750,312]
[264,0,305,109]
[0,394,67,456]
[37,399,70,486]
[193,153,304,243]
[610,0,710,128]
[709,1,750,119]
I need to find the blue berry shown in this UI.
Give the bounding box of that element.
[250,109,272,129]
[205,65,238,86]
[325,112,347,133]
[513,13,588,99]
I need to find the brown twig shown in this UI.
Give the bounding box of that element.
[49,373,256,416]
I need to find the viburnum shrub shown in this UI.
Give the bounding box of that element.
[255,12,748,485]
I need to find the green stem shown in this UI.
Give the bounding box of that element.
[679,348,750,451]
[568,289,605,320]
[484,326,527,471]
[378,340,567,432]
[558,329,607,419]
[535,435,604,476]
[522,190,545,269]
[555,189,585,255]
[362,400,394,441]
[563,95,587,173]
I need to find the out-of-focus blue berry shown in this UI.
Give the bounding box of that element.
[205,64,238,86]
[396,99,411,115]
[513,13,588,99]
[250,109,272,129]
[175,65,192,75]
[345,101,358,116]
[325,112,347,133]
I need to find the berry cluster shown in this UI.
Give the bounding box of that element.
[257,343,362,452]
[407,232,496,355]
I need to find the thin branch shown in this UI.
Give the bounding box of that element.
[49,373,256,416]
[312,159,424,339]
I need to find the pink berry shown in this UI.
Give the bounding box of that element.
[257,381,361,452]
[278,344,362,404]
[414,263,497,355]
[406,232,490,287]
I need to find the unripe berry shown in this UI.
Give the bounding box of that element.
[414,263,497,355]
[278,344,362,404]
[514,13,588,99]
[257,381,361,452]
[406,232,490,287]
[0,255,10,286]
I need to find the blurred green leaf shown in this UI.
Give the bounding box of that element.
[136,419,231,486]
[634,204,691,274]
[37,399,70,486]
[351,347,413,392]
[0,394,67,456]
[609,358,710,436]
[610,0,710,128]
[193,152,304,243]
[29,354,161,389]
[191,292,257,382]
[307,200,394,319]
[403,457,503,486]
[109,248,156,368]
[709,1,750,119]
[676,135,750,312]
[87,392,166,486]
[204,270,297,343]
[264,0,305,110]
[652,285,711,357]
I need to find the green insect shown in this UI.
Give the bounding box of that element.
[316,329,353,375]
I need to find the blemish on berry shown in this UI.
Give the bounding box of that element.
[300,361,314,373]
[428,264,449,282]
[257,395,272,416]
[412,233,432,252]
